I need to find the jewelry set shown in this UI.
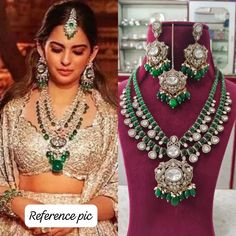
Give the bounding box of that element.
[120,22,232,206]
[145,22,209,109]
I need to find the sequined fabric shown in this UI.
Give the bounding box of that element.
[0,89,118,235]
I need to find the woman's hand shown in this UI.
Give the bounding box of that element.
[48,227,76,236]
[11,196,44,222]
[31,227,76,236]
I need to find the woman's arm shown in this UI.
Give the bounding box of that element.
[0,187,43,222]
[86,195,115,221]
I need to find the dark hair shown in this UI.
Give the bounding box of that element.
[1,0,116,108]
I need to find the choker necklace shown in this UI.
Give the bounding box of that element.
[120,68,232,206]
[36,87,89,173]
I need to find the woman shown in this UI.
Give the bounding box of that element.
[0,1,117,235]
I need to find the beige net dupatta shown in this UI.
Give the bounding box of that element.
[0,99,22,189]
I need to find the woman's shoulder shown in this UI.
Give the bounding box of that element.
[2,91,30,115]
[92,89,117,117]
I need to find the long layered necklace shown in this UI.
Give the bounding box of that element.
[120,68,232,206]
[36,87,89,173]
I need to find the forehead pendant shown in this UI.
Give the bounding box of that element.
[64,8,78,39]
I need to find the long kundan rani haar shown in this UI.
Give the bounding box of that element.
[36,87,89,173]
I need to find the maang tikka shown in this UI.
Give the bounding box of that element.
[181,23,209,81]
[64,8,78,40]
[144,21,171,78]
[157,24,190,109]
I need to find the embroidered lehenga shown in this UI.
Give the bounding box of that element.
[0,89,118,236]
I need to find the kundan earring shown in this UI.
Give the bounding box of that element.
[36,57,49,88]
[181,23,209,81]
[157,24,190,109]
[144,20,171,78]
[80,62,95,92]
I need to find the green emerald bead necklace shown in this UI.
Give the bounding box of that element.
[36,87,89,173]
[120,68,232,206]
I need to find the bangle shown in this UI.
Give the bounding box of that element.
[0,189,22,218]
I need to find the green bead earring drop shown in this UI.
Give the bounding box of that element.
[144,20,171,78]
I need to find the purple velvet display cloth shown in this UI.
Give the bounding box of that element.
[118,22,236,236]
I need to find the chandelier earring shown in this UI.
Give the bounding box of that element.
[36,57,49,88]
[181,23,209,81]
[144,20,171,78]
[80,62,95,92]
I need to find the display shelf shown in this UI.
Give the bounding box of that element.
[189,1,236,75]
[118,0,188,74]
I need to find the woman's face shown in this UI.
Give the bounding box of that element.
[38,25,98,87]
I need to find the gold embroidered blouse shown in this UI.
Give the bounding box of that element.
[14,97,104,180]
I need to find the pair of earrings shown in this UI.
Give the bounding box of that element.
[144,22,209,109]
[36,58,95,92]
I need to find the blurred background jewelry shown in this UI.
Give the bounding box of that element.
[157,24,190,109]
[36,57,49,88]
[80,62,95,92]
[144,20,171,78]
[181,23,209,81]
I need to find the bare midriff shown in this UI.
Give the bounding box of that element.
[19,173,84,194]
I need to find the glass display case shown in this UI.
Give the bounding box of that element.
[118,0,188,75]
[189,1,236,75]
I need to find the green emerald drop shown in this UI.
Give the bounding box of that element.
[144,64,151,71]
[151,69,159,77]
[181,65,187,73]
[166,62,171,70]
[184,189,190,199]
[190,188,196,197]
[176,96,182,104]
[69,22,74,27]
[166,193,172,202]
[160,93,167,102]
[155,188,162,198]
[169,99,178,109]
[186,68,191,75]
[185,91,191,100]
[180,93,186,100]
[160,192,166,199]
[52,160,63,173]
[171,196,180,206]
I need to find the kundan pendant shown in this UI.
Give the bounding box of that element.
[157,68,190,109]
[154,136,196,206]
[154,159,196,206]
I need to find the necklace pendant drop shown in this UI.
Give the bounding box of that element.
[154,136,196,206]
